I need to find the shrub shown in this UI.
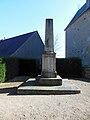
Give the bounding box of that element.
[56,57,82,78]
[0,58,6,83]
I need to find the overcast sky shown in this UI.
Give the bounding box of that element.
[0,0,86,58]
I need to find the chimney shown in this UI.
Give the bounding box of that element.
[86,0,90,7]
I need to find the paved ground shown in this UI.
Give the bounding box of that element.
[0,76,90,120]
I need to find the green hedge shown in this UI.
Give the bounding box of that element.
[0,57,82,82]
[56,58,82,78]
[0,58,6,83]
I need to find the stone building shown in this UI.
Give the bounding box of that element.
[65,0,90,68]
[0,31,44,59]
[0,31,44,79]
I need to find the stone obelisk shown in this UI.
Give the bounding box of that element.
[41,19,57,78]
[37,19,62,85]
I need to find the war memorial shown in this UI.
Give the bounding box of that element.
[17,19,80,95]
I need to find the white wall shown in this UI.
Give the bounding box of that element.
[66,9,90,67]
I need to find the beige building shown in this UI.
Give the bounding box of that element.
[65,0,90,68]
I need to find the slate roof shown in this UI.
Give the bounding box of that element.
[0,31,44,59]
[65,3,90,30]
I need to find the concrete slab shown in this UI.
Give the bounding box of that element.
[17,78,81,95]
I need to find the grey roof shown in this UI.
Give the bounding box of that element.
[65,3,90,30]
[0,31,44,59]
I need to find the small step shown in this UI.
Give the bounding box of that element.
[17,78,81,95]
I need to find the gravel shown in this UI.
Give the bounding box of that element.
[0,78,90,120]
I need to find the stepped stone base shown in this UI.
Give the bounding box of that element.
[36,75,62,86]
[17,78,81,95]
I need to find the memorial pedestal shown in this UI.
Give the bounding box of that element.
[36,75,62,86]
[37,52,62,85]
